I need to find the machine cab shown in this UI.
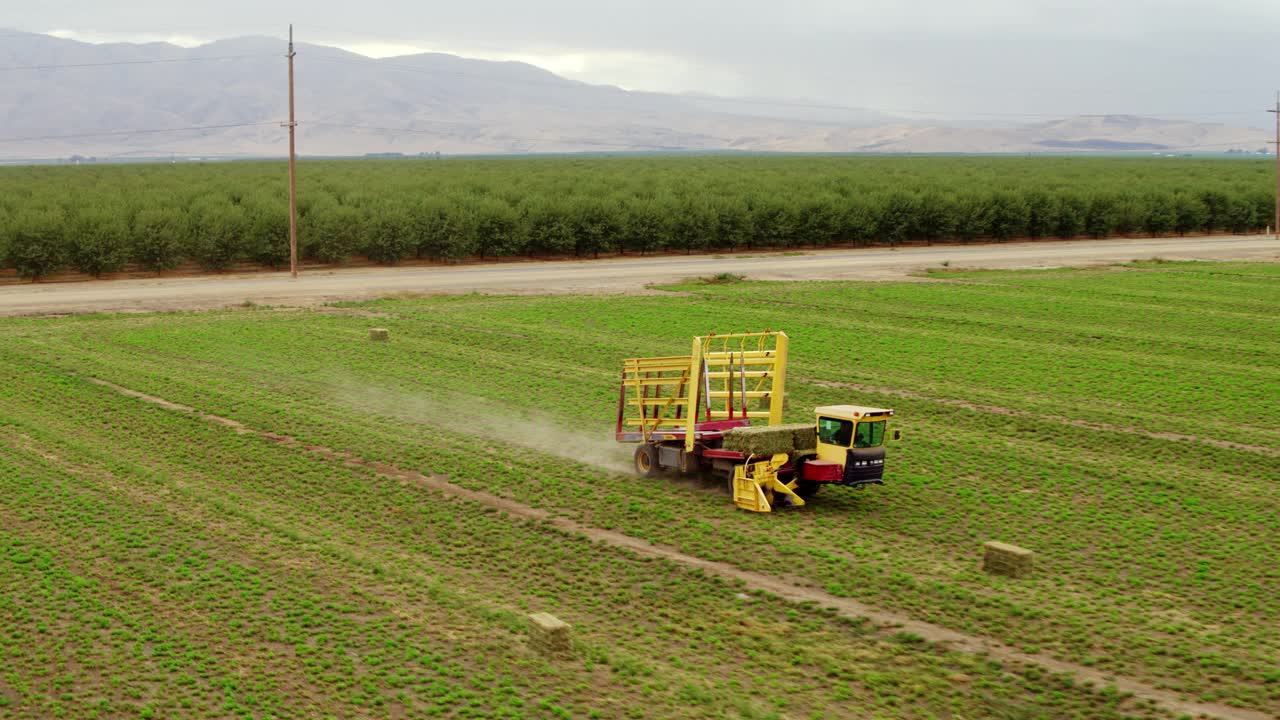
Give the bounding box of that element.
[814,405,895,486]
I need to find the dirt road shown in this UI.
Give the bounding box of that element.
[2,235,1275,315]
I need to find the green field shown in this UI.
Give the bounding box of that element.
[0,156,1275,278]
[2,261,1277,719]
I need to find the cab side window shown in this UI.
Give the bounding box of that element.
[818,417,853,446]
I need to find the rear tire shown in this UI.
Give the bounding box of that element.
[634,445,660,478]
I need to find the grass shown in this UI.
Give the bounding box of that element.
[700,272,747,284]
[2,260,1276,717]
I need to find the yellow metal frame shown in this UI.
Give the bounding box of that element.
[620,332,789,452]
[731,453,803,512]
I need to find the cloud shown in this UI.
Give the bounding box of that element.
[47,28,211,48]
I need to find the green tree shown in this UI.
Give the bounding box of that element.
[1142,194,1177,236]
[522,198,576,256]
[748,196,796,247]
[1055,194,1088,239]
[1199,190,1229,233]
[669,197,717,254]
[1172,194,1209,235]
[620,197,672,254]
[131,207,187,272]
[472,199,526,259]
[1024,190,1056,238]
[300,203,361,264]
[190,200,248,271]
[4,208,67,279]
[0,209,9,267]
[243,204,290,268]
[1084,194,1119,238]
[1248,192,1274,233]
[987,192,1030,241]
[952,193,991,243]
[837,197,877,245]
[1224,196,1257,233]
[913,192,955,243]
[1112,195,1148,235]
[413,199,477,261]
[874,192,918,245]
[571,197,623,258]
[711,197,752,251]
[797,194,843,246]
[68,208,130,277]
[361,204,416,264]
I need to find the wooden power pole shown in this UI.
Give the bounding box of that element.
[286,25,299,278]
[1270,92,1279,238]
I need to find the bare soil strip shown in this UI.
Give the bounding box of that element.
[811,378,1278,458]
[86,376,1272,720]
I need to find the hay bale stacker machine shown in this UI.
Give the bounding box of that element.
[615,331,898,512]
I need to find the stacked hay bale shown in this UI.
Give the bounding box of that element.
[790,424,817,452]
[722,423,814,456]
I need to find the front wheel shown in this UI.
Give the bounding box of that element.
[794,480,823,499]
[634,445,660,478]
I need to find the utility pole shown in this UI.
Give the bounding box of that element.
[1270,92,1279,239]
[285,25,299,278]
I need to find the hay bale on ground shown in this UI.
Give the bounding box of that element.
[982,541,1034,578]
[722,423,812,456]
[369,328,389,341]
[528,613,572,657]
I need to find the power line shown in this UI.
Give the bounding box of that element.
[0,122,280,145]
[0,53,275,72]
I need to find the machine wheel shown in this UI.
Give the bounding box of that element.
[790,455,823,499]
[794,480,824,499]
[634,445,660,478]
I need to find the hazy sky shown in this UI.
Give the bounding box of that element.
[9,0,1279,125]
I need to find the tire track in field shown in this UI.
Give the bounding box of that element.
[86,376,1274,720]
[809,378,1279,458]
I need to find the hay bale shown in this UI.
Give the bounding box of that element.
[982,541,1034,578]
[528,613,572,657]
[369,328,389,342]
[722,423,812,456]
[791,424,817,452]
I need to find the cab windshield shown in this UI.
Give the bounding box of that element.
[854,420,886,448]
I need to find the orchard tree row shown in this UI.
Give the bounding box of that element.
[0,155,1273,278]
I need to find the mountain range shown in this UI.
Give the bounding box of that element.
[0,30,1271,160]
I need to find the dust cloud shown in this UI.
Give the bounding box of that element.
[324,379,634,475]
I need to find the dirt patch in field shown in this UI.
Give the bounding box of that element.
[308,306,400,319]
[84,375,1271,720]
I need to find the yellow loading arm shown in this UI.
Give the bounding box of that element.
[618,332,789,452]
[731,453,804,512]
